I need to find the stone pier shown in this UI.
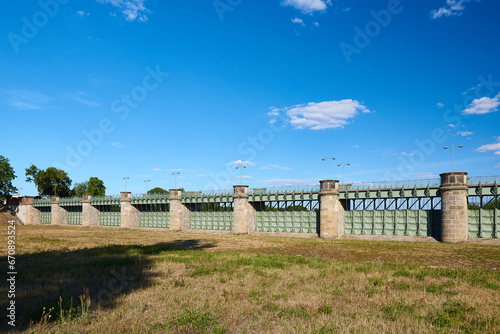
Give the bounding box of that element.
[439,172,469,243]
[319,180,344,239]
[120,192,140,228]
[51,196,61,226]
[233,185,256,234]
[82,195,100,227]
[169,189,190,231]
[25,198,41,225]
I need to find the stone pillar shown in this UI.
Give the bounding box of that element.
[120,192,140,228]
[233,185,251,234]
[51,196,61,226]
[319,180,344,239]
[439,172,468,243]
[82,195,100,227]
[169,189,188,231]
[25,198,40,225]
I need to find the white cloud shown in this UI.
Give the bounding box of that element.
[437,102,444,108]
[64,92,100,107]
[281,0,330,13]
[260,164,292,170]
[271,99,371,130]
[111,142,123,148]
[457,131,473,136]
[476,142,500,155]
[401,152,415,156]
[313,21,319,27]
[496,163,500,168]
[291,18,305,26]
[153,168,162,171]
[96,0,149,22]
[352,144,359,148]
[77,11,90,17]
[447,124,456,128]
[430,0,479,19]
[4,90,51,110]
[463,93,500,114]
[225,160,255,167]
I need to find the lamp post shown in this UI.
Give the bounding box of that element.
[322,157,336,179]
[123,177,129,192]
[337,163,350,184]
[145,179,151,193]
[172,172,180,188]
[443,144,463,172]
[235,166,246,184]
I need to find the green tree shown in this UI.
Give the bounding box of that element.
[0,155,17,201]
[25,165,72,197]
[72,177,106,197]
[147,187,169,195]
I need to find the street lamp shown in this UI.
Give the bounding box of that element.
[123,177,130,192]
[235,166,246,184]
[322,157,336,179]
[443,145,463,172]
[172,172,180,188]
[337,163,350,184]
[145,179,151,193]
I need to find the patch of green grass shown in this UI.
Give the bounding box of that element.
[168,309,218,332]
[317,305,333,315]
[189,267,214,277]
[427,300,476,328]
[381,298,416,321]
[277,306,310,319]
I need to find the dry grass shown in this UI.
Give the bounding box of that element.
[1,225,499,333]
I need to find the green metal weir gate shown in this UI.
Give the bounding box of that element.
[184,196,234,230]
[251,192,319,234]
[132,197,170,228]
[33,199,52,224]
[60,198,83,225]
[92,198,121,227]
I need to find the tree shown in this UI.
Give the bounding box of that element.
[0,155,17,201]
[147,187,169,195]
[25,165,72,197]
[72,177,106,197]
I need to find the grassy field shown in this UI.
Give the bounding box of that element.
[1,225,499,333]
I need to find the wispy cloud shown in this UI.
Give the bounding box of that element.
[269,99,372,130]
[291,17,305,26]
[96,0,149,22]
[462,93,500,114]
[430,0,480,19]
[111,142,123,148]
[437,102,444,108]
[65,92,100,107]
[281,0,331,13]
[4,90,51,110]
[76,10,90,17]
[260,164,292,170]
[224,160,256,167]
[153,168,162,171]
[457,131,473,136]
[401,152,415,156]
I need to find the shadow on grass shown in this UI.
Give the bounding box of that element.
[1,239,215,331]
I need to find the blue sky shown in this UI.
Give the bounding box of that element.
[2,0,500,196]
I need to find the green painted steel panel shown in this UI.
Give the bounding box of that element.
[468,209,499,238]
[190,211,233,231]
[256,211,318,233]
[98,205,121,226]
[41,209,51,224]
[67,207,82,225]
[139,211,170,228]
[345,210,434,236]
